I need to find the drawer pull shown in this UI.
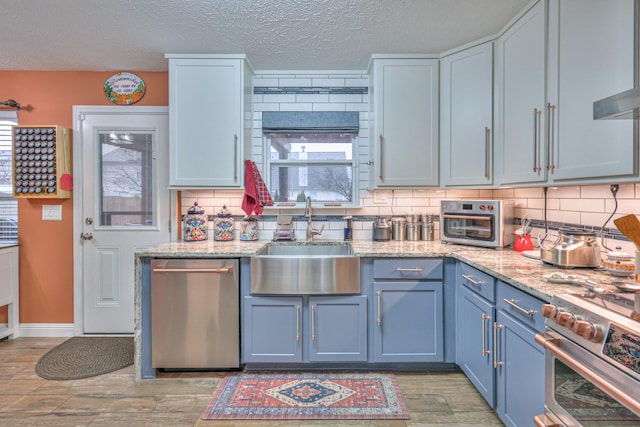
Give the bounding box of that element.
[503,298,536,317]
[462,274,484,286]
[396,267,423,273]
[376,291,382,326]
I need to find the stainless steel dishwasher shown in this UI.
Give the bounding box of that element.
[151,258,239,369]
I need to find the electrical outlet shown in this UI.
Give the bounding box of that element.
[373,191,388,205]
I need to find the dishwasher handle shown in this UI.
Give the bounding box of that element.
[152,266,234,274]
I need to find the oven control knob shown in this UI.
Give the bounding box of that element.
[541,304,559,320]
[556,311,576,328]
[572,320,604,342]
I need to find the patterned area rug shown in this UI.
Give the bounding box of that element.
[202,372,410,420]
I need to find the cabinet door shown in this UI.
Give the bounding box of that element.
[440,43,493,186]
[242,296,302,363]
[456,285,496,408]
[168,58,243,187]
[308,295,367,362]
[495,1,547,185]
[495,310,545,427]
[373,282,443,362]
[371,59,439,187]
[547,0,635,182]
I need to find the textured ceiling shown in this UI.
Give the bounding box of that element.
[0,0,530,71]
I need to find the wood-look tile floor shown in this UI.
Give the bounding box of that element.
[0,337,504,426]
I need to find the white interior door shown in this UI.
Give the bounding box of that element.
[75,107,171,334]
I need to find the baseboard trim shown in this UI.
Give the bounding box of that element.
[18,323,74,337]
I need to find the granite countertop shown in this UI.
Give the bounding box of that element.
[137,239,628,302]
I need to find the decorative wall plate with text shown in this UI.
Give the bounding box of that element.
[104,72,146,105]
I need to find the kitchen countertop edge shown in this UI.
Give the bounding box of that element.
[135,239,627,302]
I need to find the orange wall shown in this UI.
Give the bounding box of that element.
[0,71,168,324]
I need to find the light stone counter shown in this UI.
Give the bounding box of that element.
[136,238,622,302]
[134,238,622,379]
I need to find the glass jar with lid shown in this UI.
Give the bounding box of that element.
[214,205,235,241]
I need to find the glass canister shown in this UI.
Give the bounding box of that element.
[214,205,235,241]
[240,216,260,241]
[183,201,208,242]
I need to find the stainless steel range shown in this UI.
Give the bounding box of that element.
[535,292,640,426]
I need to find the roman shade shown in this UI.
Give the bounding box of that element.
[262,111,359,134]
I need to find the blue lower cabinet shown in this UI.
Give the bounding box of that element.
[243,295,367,364]
[456,285,495,407]
[243,296,303,363]
[373,282,444,362]
[308,295,368,362]
[495,281,545,427]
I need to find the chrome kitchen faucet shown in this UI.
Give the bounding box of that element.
[305,196,324,241]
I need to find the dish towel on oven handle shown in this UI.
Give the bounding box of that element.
[242,160,274,216]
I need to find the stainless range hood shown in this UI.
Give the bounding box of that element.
[593,1,639,120]
[593,87,640,120]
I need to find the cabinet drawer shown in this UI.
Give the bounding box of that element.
[457,262,495,303]
[497,281,545,332]
[373,258,443,280]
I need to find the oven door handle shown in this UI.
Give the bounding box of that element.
[442,214,493,221]
[535,332,640,416]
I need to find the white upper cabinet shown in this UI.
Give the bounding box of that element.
[440,42,494,187]
[494,0,548,186]
[369,57,439,188]
[166,54,253,188]
[546,0,636,182]
[495,0,636,187]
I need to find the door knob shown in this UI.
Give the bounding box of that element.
[81,232,93,240]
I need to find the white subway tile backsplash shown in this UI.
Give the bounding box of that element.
[311,78,346,86]
[559,198,605,213]
[279,78,312,86]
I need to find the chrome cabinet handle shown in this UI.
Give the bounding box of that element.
[503,298,536,317]
[396,267,423,273]
[379,134,384,182]
[484,127,491,179]
[532,108,542,172]
[546,103,556,171]
[481,313,491,357]
[152,266,233,274]
[311,305,316,340]
[461,274,484,286]
[376,291,382,326]
[233,134,238,181]
[296,305,301,341]
[493,323,504,368]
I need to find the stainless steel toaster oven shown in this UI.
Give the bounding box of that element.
[440,199,515,248]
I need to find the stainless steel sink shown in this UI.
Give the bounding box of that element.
[251,242,360,294]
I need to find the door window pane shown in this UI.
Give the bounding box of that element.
[99,131,153,227]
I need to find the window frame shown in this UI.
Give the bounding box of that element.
[0,111,18,241]
[263,131,360,209]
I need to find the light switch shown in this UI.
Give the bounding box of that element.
[42,205,63,221]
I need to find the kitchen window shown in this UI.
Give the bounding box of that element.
[262,111,359,207]
[0,111,18,241]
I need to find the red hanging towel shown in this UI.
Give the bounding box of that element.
[242,160,273,216]
[251,160,274,210]
[242,160,259,216]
